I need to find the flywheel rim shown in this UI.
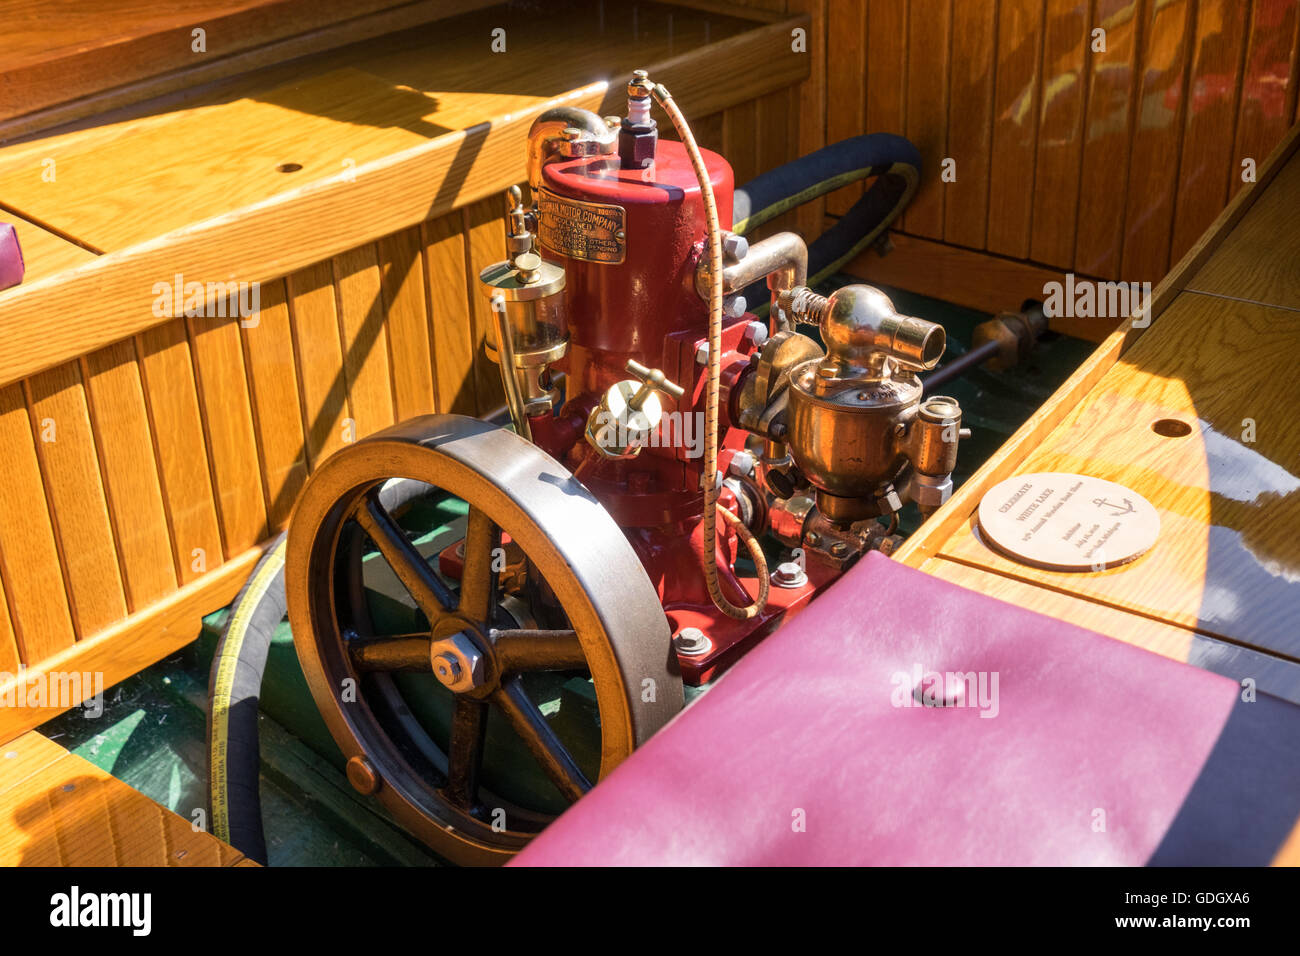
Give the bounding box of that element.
[286,414,682,865]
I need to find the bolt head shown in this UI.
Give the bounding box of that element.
[728,450,756,478]
[695,342,710,365]
[724,295,748,319]
[673,627,711,656]
[771,561,808,588]
[429,631,486,693]
[743,320,768,347]
[722,233,749,261]
[433,653,462,684]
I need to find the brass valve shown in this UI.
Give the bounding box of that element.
[585,360,685,460]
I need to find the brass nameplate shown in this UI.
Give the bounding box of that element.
[536,188,626,264]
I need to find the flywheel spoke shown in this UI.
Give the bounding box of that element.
[354,491,456,623]
[347,635,432,672]
[492,677,591,802]
[458,506,501,625]
[443,697,489,810]
[492,629,587,673]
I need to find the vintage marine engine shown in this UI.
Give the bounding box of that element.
[284,72,963,864]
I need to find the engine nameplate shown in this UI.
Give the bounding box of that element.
[536,188,626,264]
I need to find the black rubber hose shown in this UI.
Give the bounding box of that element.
[731,133,921,313]
[206,478,434,864]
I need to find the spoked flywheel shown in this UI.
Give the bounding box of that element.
[286,414,683,865]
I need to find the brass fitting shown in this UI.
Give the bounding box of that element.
[584,360,685,460]
[780,284,947,523]
[970,304,1047,371]
[783,284,945,377]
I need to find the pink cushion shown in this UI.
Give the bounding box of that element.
[512,551,1245,866]
[0,223,24,291]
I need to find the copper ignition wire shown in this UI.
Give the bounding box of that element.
[651,84,769,621]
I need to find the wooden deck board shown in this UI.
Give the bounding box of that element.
[0,731,250,866]
[1185,148,1300,311]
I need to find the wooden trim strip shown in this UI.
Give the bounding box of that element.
[0,547,260,745]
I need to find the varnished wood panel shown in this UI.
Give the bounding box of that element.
[901,0,951,239]
[240,278,308,531]
[136,320,225,586]
[82,341,176,612]
[286,261,351,468]
[843,232,1116,342]
[824,0,867,217]
[1120,0,1195,281]
[461,198,510,416]
[1231,0,1300,200]
[26,363,127,638]
[821,0,1300,307]
[188,313,268,556]
[416,213,473,416]
[864,0,908,140]
[1074,0,1143,278]
[1028,0,1090,269]
[332,243,397,440]
[986,0,1045,258]
[0,384,74,660]
[943,0,997,249]
[788,0,828,240]
[1170,0,1252,262]
[896,122,1300,572]
[919,556,1199,663]
[0,578,16,675]
[722,100,760,188]
[377,227,437,423]
[754,88,800,237]
[936,291,1300,661]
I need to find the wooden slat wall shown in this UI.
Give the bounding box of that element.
[807,0,1300,304]
[0,210,497,675]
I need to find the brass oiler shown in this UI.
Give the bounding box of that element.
[782,284,953,525]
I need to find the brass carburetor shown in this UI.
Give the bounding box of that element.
[737,283,964,568]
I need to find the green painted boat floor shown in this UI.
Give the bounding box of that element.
[37,282,1093,866]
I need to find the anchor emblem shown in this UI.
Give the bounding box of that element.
[1093,497,1135,516]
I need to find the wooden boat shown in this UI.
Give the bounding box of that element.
[0,0,1296,872]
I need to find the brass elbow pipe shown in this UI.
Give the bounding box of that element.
[696,231,808,324]
[526,107,618,197]
[783,284,944,376]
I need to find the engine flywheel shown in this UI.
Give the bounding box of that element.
[286,414,683,865]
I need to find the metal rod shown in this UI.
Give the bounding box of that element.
[489,293,532,441]
[920,339,1001,395]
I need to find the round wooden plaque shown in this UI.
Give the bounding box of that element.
[977,472,1160,572]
